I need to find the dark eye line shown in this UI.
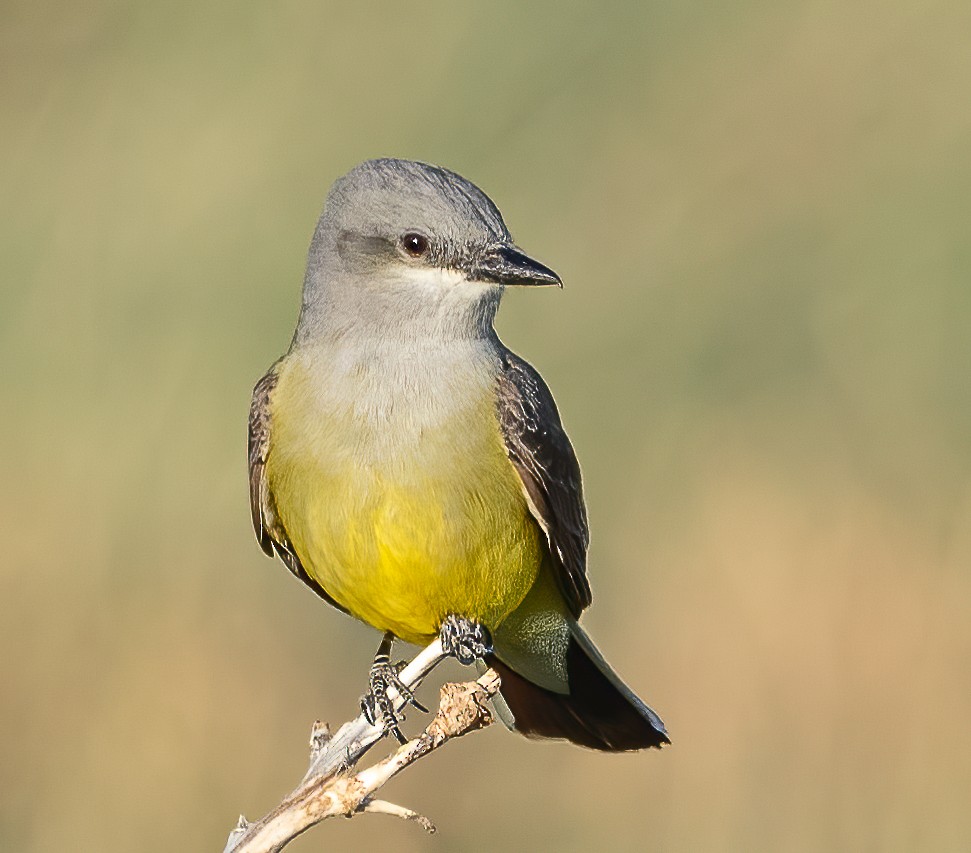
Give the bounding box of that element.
[336,230,397,262]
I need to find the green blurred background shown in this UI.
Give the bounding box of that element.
[3,1,970,850]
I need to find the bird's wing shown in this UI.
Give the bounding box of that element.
[496,351,592,617]
[248,365,347,612]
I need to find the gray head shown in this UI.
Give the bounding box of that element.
[293,158,560,346]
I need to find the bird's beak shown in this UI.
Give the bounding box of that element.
[470,244,563,287]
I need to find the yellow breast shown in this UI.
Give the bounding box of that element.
[265,351,544,644]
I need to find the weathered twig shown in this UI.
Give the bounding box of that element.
[224,640,500,852]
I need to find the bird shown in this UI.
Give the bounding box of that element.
[248,158,669,751]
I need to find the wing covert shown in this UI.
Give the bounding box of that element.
[496,351,592,617]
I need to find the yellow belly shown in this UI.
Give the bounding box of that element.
[265,356,544,645]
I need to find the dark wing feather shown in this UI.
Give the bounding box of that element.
[248,366,347,612]
[496,351,592,617]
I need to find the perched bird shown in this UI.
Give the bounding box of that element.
[248,158,669,751]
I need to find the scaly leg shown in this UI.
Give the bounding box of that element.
[360,632,428,744]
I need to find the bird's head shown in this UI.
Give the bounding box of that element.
[294,158,560,344]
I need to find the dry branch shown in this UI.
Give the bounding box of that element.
[224,640,500,852]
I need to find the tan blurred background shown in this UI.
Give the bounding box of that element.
[3,1,970,850]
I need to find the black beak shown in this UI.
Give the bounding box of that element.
[471,244,562,287]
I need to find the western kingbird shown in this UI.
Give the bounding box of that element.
[248,158,669,751]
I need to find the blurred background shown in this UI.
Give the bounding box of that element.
[2,1,970,850]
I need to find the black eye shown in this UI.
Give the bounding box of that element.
[401,232,430,257]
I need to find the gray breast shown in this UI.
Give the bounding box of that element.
[301,338,502,461]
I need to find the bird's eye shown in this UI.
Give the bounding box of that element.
[401,232,430,257]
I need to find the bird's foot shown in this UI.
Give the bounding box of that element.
[439,614,493,666]
[361,633,428,744]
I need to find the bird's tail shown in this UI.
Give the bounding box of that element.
[484,623,670,751]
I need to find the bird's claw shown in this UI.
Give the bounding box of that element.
[361,659,427,744]
[439,614,493,665]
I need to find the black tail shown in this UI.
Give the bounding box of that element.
[485,628,670,752]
